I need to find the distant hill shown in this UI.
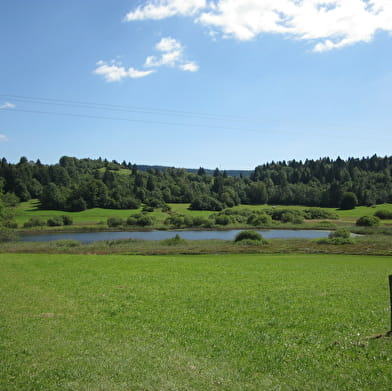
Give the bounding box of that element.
[135,165,252,177]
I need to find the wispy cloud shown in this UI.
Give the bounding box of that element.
[144,37,199,71]
[124,0,206,21]
[94,60,155,82]
[180,62,199,72]
[0,134,8,142]
[95,37,199,82]
[125,0,392,52]
[0,102,16,110]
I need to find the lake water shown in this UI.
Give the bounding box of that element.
[21,229,330,244]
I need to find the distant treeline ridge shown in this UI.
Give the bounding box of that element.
[0,155,391,211]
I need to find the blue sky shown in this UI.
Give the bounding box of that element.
[0,0,391,169]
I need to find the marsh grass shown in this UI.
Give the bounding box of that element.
[1,235,391,256]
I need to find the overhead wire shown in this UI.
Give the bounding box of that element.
[0,107,260,133]
[0,93,263,132]
[0,93,251,122]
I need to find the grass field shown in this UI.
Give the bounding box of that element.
[13,200,392,229]
[1,253,392,390]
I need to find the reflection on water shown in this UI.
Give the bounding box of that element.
[21,229,330,244]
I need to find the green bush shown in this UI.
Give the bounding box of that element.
[190,216,210,227]
[247,213,272,226]
[329,228,351,239]
[189,195,224,211]
[215,215,232,225]
[303,208,339,220]
[160,234,187,246]
[135,215,153,227]
[61,215,73,226]
[107,217,124,227]
[161,204,171,212]
[269,209,304,224]
[234,230,268,244]
[2,192,20,207]
[318,227,355,244]
[23,217,46,228]
[164,214,185,228]
[4,221,18,229]
[340,192,358,210]
[47,216,65,227]
[356,215,380,227]
[374,209,392,219]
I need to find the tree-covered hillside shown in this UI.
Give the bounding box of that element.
[0,155,391,211]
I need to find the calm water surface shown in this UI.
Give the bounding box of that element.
[21,229,330,244]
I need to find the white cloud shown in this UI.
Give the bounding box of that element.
[155,36,183,52]
[0,134,8,142]
[124,0,206,21]
[125,0,392,51]
[95,38,199,82]
[180,62,200,72]
[144,37,199,71]
[94,61,155,82]
[0,102,16,110]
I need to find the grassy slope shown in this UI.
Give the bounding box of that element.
[1,253,392,390]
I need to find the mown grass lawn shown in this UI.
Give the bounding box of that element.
[1,253,392,390]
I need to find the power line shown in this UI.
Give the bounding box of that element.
[1,107,260,133]
[0,93,251,122]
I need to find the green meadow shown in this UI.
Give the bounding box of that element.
[1,253,392,390]
[13,200,392,229]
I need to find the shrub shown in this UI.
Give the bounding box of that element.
[161,234,187,246]
[374,209,392,220]
[329,228,351,239]
[269,209,304,223]
[61,215,73,226]
[164,215,185,228]
[215,215,232,225]
[23,217,46,228]
[215,208,251,224]
[356,215,380,227]
[281,211,303,224]
[4,221,18,229]
[340,192,358,210]
[247,213,272,226]
[161,204,171,212]
[47,216,65,227]
[142,205,154,212]
[135,215,153,227]
[189,216,210,227]
[144,198,164,208]
[126,216,137,226]
[2,193,20,207]
[189,195,224,211]
[107,217,124,227]
[234,230,268,244]
[303,208,339,220]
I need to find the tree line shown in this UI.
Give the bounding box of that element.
[0,154,391,212]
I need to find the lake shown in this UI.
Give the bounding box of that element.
[21,229,331,244]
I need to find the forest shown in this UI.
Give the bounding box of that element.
[0,154,391,212]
